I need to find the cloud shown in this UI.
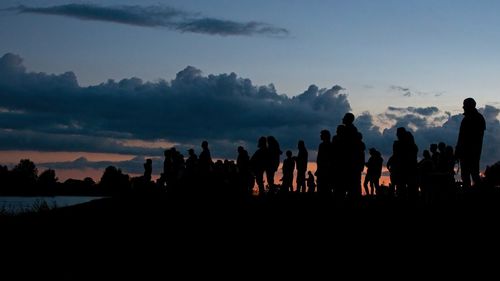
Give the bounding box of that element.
[0,129,163,156]
[356,106,500,169]
[0,53,349,161]
[390,85,412,97]
[387,106,440,116]
[1,53,498,171]
[10,4,289,37]
[177,18,289,36]
[389,85,444,98]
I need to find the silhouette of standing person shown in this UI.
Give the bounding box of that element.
[199,140,213,174]
[281,150,295,193]
[160,149,172,189]
[455,98,486,188]
[186,149,198,175]
[185,148,198,188]
[251,137,268,195]
[266,136,282,188]
[307,171,316,193]
[295,140,308,193]
[394,127,418,200]
[341,113,365,201]
[237,146,254,195]
[418,150,434,204]
[316,129,332,196]
[331,125,347,200]
[364,148,383,196]
[144,158,152,182]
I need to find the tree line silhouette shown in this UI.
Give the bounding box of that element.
[0,98,499,206]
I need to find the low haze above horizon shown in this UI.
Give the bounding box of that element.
[0,0,499,180]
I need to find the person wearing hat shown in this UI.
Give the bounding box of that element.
[455,98,486,188]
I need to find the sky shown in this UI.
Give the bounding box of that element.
[0,0,499,180]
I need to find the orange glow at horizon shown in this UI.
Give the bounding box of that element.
[260,162,390,195]
[0,151,138,182]
[1,151,394,191]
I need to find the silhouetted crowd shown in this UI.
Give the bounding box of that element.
[131,98,495,205]
[1,98,499,206]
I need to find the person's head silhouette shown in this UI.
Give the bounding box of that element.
[298,140,305,150]
[320,130,331,142]
[258,136,267,148]
[463,97,477,113]
[342,113,355,125]
[201,140,209,150]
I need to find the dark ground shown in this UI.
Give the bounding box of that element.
[4,187,500,230]
[1,189,499,278]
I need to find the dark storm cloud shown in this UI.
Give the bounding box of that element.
[0,53,349,160]
[1,53,498,170]
[11,4,289,37]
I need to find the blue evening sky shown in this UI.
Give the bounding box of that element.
[2,0,500,115]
